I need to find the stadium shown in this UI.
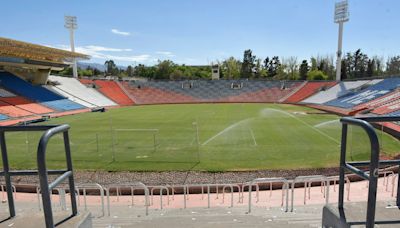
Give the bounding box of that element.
[1,1,400,228]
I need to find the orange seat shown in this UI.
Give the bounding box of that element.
[285,82,337,103]
[0,97,54,114]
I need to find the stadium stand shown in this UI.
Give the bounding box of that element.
[78,78,94,85]
[91,80,134,106]
[0,97,54,114]
[0,100,34,117]
[121,80,302,104]
[371,98,400,115]
[353,90,400,112]
[0,87,17,97]
[0,113,8,120]
[283,81,337,103]
[48,75,117,107]
[43,84,96,108]
[122,82,197,104]
[0,72,85,111]
[325,78,400,109]
[301,80,378,104]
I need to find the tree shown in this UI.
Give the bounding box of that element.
[372,55,384,76]
[92,68,102,76]
[156,60,175,79]
[104,60,118,75]
[352,49,369,78]
[341,59,348,80]
[310,57,318,71]
[299,60,309,80]
[286,56,298,80]
[386,56,400,76]
[310,55,335,80]
[264,56,281,78]
[241,49,256,78]
[366,59,375,78]
[254,58,267,78]
[307,70,328,80]
[342,49,370,79]
[170,69,184,80]
[221,57,241,79]
[126,65,134,77]
[58,67,73,76]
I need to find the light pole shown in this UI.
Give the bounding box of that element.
[334,1,349,81]
[64,16,78,78]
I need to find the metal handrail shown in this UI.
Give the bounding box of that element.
[0,124,77,228]
[338,116,400,228]
[37,124,77,228]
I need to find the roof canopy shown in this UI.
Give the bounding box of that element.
[0,37,89,65]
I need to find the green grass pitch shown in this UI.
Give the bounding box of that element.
[2,103,399,171]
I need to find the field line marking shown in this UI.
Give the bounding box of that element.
[249,127,257,146]
[267,108,340,145]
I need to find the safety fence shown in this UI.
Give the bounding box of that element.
[1,171,398,217]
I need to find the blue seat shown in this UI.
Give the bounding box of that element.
[0,114,9,120]
[325,78,400,109]
[0,72,85,111]
[41,99,85,111]
[0,72,64,102]
[388,110,400,117]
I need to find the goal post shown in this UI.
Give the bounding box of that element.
[112,128,159,161]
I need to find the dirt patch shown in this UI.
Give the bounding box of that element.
[3,168,341,187]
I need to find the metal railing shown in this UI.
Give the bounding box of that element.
[338,116,400,228]
[291,175,329,212]
[77,183,106,217]
[106,182,149,216]
[0,124,77,228]
[248,177,289,213]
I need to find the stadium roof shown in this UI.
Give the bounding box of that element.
[0,37,89,67]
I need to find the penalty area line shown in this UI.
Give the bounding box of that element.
[249,127,257,146]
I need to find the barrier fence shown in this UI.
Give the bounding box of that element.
[4,171,400,220]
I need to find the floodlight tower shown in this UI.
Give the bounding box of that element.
[334,0,349,81]
[64,16,78,78]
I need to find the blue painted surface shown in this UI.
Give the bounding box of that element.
[0,72,85,111]
[325,78,400,109]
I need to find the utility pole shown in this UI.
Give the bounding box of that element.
[65,16,78,78]
[334,1,349,81]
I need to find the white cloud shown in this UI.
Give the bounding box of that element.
[85,45,132,52]
[111,29,131,36]
[156,51,175,57]
[50,44,150,63]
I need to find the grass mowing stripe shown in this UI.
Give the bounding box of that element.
[2,103,398,171]
[269,108,340,145]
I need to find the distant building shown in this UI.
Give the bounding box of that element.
[211,63,220,80]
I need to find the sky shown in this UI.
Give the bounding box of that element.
[1,0,399,66]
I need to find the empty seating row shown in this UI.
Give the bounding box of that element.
[91,80,134,106]
[48,75,117,108]
[325,78,400,109]
[301,80,377,104]
[123,80,302,104]
[0,72,85,111]
[0,100,33,117]
[353,90,400,111]
[371,98,400,115]
[0,114,8,120]
[121,83,197,104]
[284,81,337,103]
[0,96,53,114]
[0,88,16,97]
